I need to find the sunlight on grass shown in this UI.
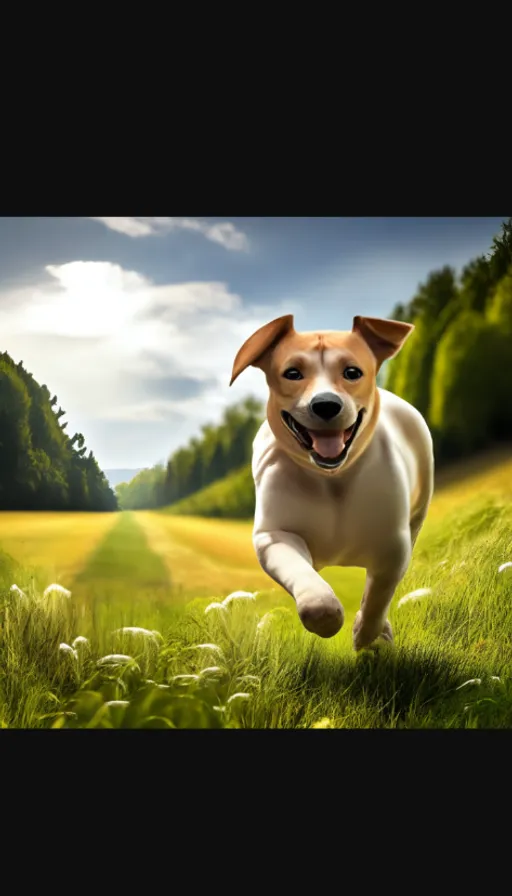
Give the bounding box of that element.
[2,449,512,728]
[136,511,275,597]
[427,448,512,522]
[0,511,117,584]
[2,496,512,728]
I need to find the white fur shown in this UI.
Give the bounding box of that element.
[252,388,434,649]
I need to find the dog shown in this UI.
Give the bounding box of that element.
[229,314,434,650]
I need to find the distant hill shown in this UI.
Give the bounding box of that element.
[104,469,144,488]
[163,464,254,519]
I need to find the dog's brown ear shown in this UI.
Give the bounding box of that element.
[230,315,294,386]
[352,316,414,369]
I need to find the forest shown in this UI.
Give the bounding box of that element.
[387,218,512,457]
[0,352,117,511]
[116,397,263,510]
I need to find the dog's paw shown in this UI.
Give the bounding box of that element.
[296,587,344,638]
[352,611,393,651]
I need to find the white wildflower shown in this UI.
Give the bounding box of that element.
[10,584,27,599]
[205,602,228,615]
[397,588,432,608]
[44,584,71,599]
[182,643,225,658]
[199,666,224,677]
[222,590,257,606]
[170,674,200,684]
[237,675,260,687]
[113,627,159,642]
[491,676,501,682]
[227,692,251,704]
[256,613,274,631]
[455,678,482,690]
[498,562,512,573]
[97,654,134,665]
[106,700,129,708]
[72,636,90,650]
[59,643,78,661]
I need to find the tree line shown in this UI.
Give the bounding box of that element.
[0,352,117,511]
[116,397,264,510]
[385,218,512,459]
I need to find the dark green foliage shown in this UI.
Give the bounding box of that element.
[0,352,117,511]
[389,317,435,417]
[459,256,494,313]
[488,219,512,285]
[385,217,512,464]
[429,311,502,457]
[488,269,512,335]
[117,397,264,510]
[385,267,459,417]
[166,464,256,518]
[115,466,166,512]
[486,270,512,438]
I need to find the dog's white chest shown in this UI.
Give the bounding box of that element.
[252,420,414,570]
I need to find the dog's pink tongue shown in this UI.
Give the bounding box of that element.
[309,431,345,458]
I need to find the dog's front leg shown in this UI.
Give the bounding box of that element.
[352,536,411,650]
[254,529,344,638]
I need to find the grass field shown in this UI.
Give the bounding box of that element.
[1,447,512,728]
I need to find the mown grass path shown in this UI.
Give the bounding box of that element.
[72,512,171,595]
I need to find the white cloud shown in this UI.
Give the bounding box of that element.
[89,217,249,251]
[0,261,291,466]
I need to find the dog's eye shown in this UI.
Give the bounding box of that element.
[343,366,363,380]
[283,368,304,380]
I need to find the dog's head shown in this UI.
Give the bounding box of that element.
[230,314,414,474]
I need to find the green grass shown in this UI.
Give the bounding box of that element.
[73,512,171,593]
[2,461,512,727]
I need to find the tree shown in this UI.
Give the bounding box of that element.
[485,269,512,437]
[407,267,457,321]
[389,303,407,322]
[0,352,117,511]
[429,311,501,457]
[459,256,494,313]
[385,268,459,420]
[0,361,35,506]
[116,398,265,510]
[488,218,512,285]
[487,268,512,334]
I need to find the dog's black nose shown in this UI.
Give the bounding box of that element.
[310,392,343,420]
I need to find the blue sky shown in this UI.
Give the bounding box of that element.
[0,216,505,469]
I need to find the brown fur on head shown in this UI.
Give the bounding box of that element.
[230,315,414,475]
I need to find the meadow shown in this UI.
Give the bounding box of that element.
[1,447,512,729]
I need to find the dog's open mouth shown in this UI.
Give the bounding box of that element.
[281,408,365,469]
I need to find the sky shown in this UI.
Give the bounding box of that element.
[0,216,506,470]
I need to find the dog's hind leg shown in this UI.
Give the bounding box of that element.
[410,508,429,550]
[253,529,344,638]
